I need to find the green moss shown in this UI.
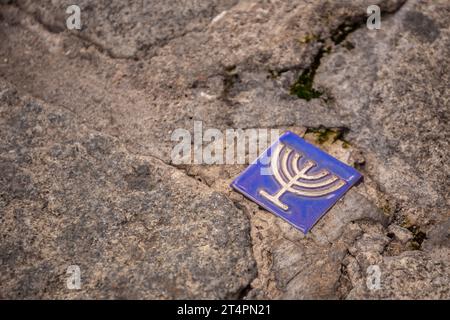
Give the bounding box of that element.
[306,127,335,144]
[299,34,318,44]
[342,141,350,149]
[290,44,326,101]
[291,20,363,100]
[306,127,351,146]
[290,73,323,101]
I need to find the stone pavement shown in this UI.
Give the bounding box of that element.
[0,0,448,299]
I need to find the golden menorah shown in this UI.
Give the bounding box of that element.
[259,143,346,210]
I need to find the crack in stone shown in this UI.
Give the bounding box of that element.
[5,0,441,300]
[289,0,408,101]
[7,1,248,62]
[5,2,216,61]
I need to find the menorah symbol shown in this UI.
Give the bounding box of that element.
[259,143,346,210]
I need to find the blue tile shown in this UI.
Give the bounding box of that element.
[231,131,362,233]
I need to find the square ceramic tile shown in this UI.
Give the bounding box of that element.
[231,131,362,233]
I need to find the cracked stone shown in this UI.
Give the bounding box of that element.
[0,79,256,299]
[0,0,448,300]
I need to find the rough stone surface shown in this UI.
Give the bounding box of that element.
[0,80,255,299]
[0,0,449,299]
